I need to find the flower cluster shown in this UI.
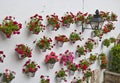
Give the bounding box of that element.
[79,59,90,71]
[103,22,115,34]
[60,50,74,66]
[46,13,60,30]
[76,45,87,57]
[44,52,59,64]
[0,51,6,63]
[27,14,45,34]
[103,37,115,47]
[40,75,50,83]
[22,59,40,74]
[67,63,78,72]
[61,12,74,27]
[99,53,107,69]
[36,36,52,51]
[83,69,92,82]
[89,54,97,62]
[0,69,16,83]
[55,35,69,42]
[15,44,32,59]
[0,16,22,38]
[55,68,67,82]
[84,38,96,52]
[69,31,82,43]
[74,11,88,24]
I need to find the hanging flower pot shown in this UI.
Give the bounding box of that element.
[15,44,32,59]
[99,53,107,69]
[0,16,22,38]
[27,14,45,34]
[22,59,40,77]
[44,52,59,69]
[56,77,62,83]
[36,36,52,52]
[76,45,86,57]
[61,12,74,28]
[55,35,69,47]
[0,69,16,83]
[76,21,82,27]
[69,70,75,76]
[40,75,50,83]
[46,14,60,31]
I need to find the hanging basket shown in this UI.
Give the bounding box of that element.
[47,63,55,69]
[41,48,47,52]
[57,41,64,47]
[26,72,35,77]
[56,77,62,83]
[69,70,75,75]
[76,21,82,27]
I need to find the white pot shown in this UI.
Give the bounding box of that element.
[41,48,46,52]
[76,21,82,27]
[26,72,35,77]
[47,63,55,69]
[69,70,75,75]
[65,24,70,28]
[18,54,24,59]
[56,77,62,83]
[57,42,64,47]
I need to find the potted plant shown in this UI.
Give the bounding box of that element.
[76,45,87,57]
[0,51,6,63]
[46,13,60,31]
[44,52,59,69]
[0,69,16,83]
[69,31,81,43]
[83,69,92,83]
[103,39,110,47]
[84,38,96,52]
[67,63,78,75]
[74,11,87,27]
[27,14,45,34]
[99,53,107,69]
[91,30,103,40]
[0,16,22,38]
[55,35,69,47]
[100,11,110,21]
[79,59,90,71]
[15,44,32,59]
[22,59,40,77]
[36,36,52,52]
[89,54,97,63]
[102,22,115,34]
[60,50,74,66]
[61,12,74,28]
[40,75,50,83]
[110,12,117,21]
[85,14,93,25]
[55,68,67,83]
[109,37,116,43]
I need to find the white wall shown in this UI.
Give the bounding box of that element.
[0,0,120,83]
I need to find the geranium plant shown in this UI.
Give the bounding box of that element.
[103,39,110,47]
[83,69,92,83]
[0,51,6,63]
[60,50,74,66]
[110,12,118,21]
[92,30,103,39]
[27,14,45,34]
[99,53,107,69]
[55,34,69,47]
[0,16,22,38]
[15,44,32,59]
[85,14,93,24]
[40,75,50,83]
[61,12,74,28]
[69,31,82,43]
[55,68,67,82]
[89,54,97,63]
[100,11,110,21]
[22,59,40,77]
[44,52,59,69]
[102,22,115,34]
[0,69,16,83]
[84,38,96,52]
[67,63,78,75]
[36,36,52,52]
[46,13,60,30]
[79,59,90,71]
[76,45,87,57]
[74,11,87,26]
